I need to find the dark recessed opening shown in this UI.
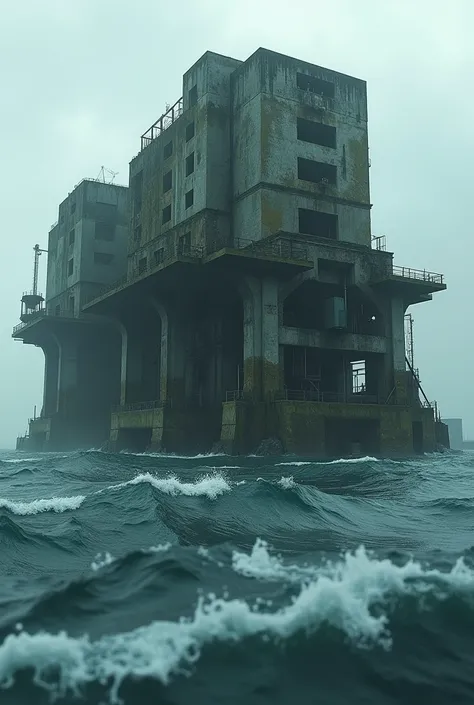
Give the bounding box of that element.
[134,225,142,242]
[186,121,195,141]
[69,229,75,246]
[185,190,194,209]
[163,170,172,193]
[94,252,114,265]
[154,248,164,266]
[179,232,191,255]
[299,209,338,239]
[138,257,147,274]
[189,85,198,107]
[297,72,335,98]
[162,204,172,224]
[297,118,336,148]
[185,152,195,177]
[164,141,173,160]
[70,202,76,215]
[132,170,143,211]
[68,258,74,276]
[298,157,337,185]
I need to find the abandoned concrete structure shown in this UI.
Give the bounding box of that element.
[14,48,447,456]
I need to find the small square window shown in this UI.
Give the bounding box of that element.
[185,190,194,209]
[154,248,164,266]
[189,85,197,107]
[162,204,172,224]
[164,141,173,159]
[185,152,195,177]
[70,202,76,215]
[68,258,74,276]
[186,121,195,141]
[163,170,172,193]
[69,229,75,246]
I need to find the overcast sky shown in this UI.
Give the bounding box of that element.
[1,0,472,448]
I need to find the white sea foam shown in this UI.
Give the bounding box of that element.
[1,546,473,701]
[277,456,379,467]
[276,461,313,467]
[277,476,297,489]
[1,457,41,464]
[91,552,115,571]
[0,495,85,516]
[146,543,172,554]
[232,539,316,582]
[109,472,231,499]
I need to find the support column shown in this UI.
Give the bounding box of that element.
[151,300,187,406]
[390,297,409,404]
[56,336,79,416]
[241,276,281,400]
[42,341,59,417]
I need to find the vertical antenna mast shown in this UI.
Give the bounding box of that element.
[404,313,415,369]
[32,244,48,296]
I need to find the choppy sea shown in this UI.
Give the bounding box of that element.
[1,448,474,703]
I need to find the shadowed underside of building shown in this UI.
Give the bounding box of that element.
[13,48,447,458]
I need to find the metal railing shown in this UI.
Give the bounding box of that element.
[392,266,444,284]
[233,237,309,261]
[274,389,381,404]
[112,400,166,413]
[141,98,183,150]
[371,235,387,251]
[13,308,81,335]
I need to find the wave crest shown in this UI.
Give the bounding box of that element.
[0,495,85,516]
[109,472,231,499]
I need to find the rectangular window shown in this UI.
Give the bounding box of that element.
[69,229,75,246]
[185,189,194,209]
[132,170,143,210]
[163,170,172,193]
[297,118,336,148]
[162,204,171,224]
[164,141,173,160]
[68,296,75,314]
[186,121,195,141]
[179,232,191,255]
[138,257,147,274]
[70,202,76,215]
[94,252,114,265]
[298,209,338,240]
[298,157,337,185]
[55,304,60,316]
[185,152,195,176]
[297,72,334,98]
[95,221,115,241]
[134,224,142,242]
[189,85,198,107]
[154,248,164,266]
[68,258,74,276]
[351,360,366,394]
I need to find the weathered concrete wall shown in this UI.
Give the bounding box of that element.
[280,326,387,354]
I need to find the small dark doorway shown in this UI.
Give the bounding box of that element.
[412,421,424,454]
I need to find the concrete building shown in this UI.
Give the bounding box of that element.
[14,179,129,450]
[14,49,447,456]
[442,418,463,450]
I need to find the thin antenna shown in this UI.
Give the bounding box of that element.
[404,313,415,370]
[32,244,48,295]
[96,166,118,184]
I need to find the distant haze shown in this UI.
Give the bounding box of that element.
[1,0,472,447]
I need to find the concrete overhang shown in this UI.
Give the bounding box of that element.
[12,313,96,345]
[371,271,446,305]
[280,326,387,354]
[202,247,313,280]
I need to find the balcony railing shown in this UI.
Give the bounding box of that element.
[111,400,166,413]
[392,266,444,285]
[141,98,183,150]
[13,309,79,336]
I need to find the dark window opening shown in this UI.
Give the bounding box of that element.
[69,229,75,246]
[94,252,114,265]
[154,248,164,266]
[95,221,115,241]
[189,85,198,107]
[299,209,338,240]
[162,204,171,224]
[67,258,74,276]
[138,257,147,274]
[179,232,191,255]
[70,202,76,215]
[185,152,195,176]
[68,296,75,313]
[60,214,64,225]
[185,190,194,209]
[164,141,173,159]
[134,225,142,242]
[55,304,60,316]
[297,72,334,98]
[132,170,143,211]
[298,157,337,185]
[186,121,195,141]
[297,118,336,148]
[163,170,172,193]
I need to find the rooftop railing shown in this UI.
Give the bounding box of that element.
[13,308,79,335]
[141,98,183,150]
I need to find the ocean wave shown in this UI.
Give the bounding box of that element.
[0,457,42,464]
[0,495,85,516]
[1,546,473,701]
[108,472,231,499]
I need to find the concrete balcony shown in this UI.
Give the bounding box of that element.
[372,264,446,304]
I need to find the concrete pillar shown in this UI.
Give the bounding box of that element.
[241,276,280,400]
[42,341,59,416]
[151,300,187,406]
[390,298,409,404]
[56,336,79,416]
